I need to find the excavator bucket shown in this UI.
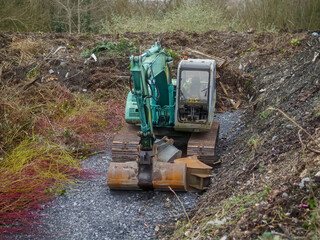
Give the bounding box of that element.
[107,137,188,191]
[107,160,188,191]
[107,137,213,191]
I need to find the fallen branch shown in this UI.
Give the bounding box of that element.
[168,186,191,226]
[268,107,320,153]
[22,76,38,90]
[0,102,16,109]
[219,82,228,97]
[184,47,226,68]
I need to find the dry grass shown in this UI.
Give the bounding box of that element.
[0,138,82,234]
[1,0,319,33]
[101,0,320,33]
[9,38,47,64]
[0,82,124,155]
[0,81,125,234]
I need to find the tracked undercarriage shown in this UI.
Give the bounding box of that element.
[109,122,220,191]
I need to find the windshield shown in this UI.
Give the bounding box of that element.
[179,70,210,102]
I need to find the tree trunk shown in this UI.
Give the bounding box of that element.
[67,0,71,33]
[78,0,81,34]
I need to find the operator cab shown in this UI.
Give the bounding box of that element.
[175,58,216,132]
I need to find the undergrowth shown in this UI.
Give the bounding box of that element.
[0,82,125,235]
[81,37,139,57]
[0,138,81,234]
[101,0,320,34]
[172,187,270,239]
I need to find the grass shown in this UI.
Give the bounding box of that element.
[172,187,270,239]
[101,0,320,34]
[81,37,139,58]
[9,38,47,64]
[1,0,319,33]
[101,2,234,34]
[0,138,81,234]
[0,82,125,234]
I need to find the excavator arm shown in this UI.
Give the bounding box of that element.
[107,41,214,191]
[129,40,179,189]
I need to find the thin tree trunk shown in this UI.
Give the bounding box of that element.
[78,0,81,34]
[67,0,71,33]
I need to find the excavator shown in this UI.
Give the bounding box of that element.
[107,40,220,191]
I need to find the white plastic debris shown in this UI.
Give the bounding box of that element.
[259,88,267,93]
[299,177,310,188]
[84,53,98,64]
[312,32,319,37]
[314,171,320,182]
[82,89,87,92]
[49,69,54,74]
[53,46,66,55]
[312,52,319,62]
[91,53,97,62]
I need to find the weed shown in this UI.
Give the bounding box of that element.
[167,49,180,60]
[279,49,286,55]
[26,67,40,80]
[258,162,265,172]
[249,44,258,52]
[291,38,300,46]
[260,231,283,240]
[81,38,138,57]
[248,136,260,151]
[175,188,270,239]
[259,108,272,120]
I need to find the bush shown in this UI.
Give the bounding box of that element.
[101,0,320,33]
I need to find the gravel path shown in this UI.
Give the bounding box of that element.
[14,111,242,240]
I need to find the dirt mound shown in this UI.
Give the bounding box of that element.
[162,33,320,239]
[1,30,307,110]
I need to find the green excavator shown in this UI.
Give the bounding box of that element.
[107,40,220,191]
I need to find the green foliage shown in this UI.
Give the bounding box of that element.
[303,210,320,231]
[291,38,300,46]
[259,109,272,120]
[249,44,258,52]
[279,49,286,55]
[174,188,270,239]
[166,49,180,60]
[101,2,233,33]
[81,38,138,57]
[248,136,260,151]
[258,162,265,172]
[260,231,283,240]
[26,67,40,80]
[1,0,320,33]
